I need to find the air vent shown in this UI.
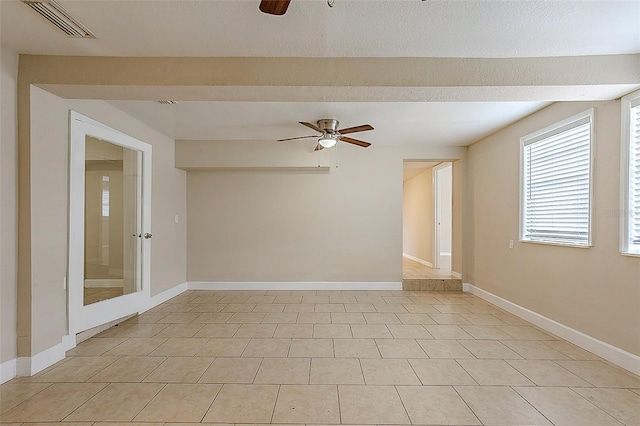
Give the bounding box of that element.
[21,0,95,38]
[158,100,179,105]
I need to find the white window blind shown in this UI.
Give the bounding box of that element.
[625,98,640,253]
[521,111,593,247]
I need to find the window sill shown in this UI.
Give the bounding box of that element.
[519,239,592,249]
[620,251,640,258]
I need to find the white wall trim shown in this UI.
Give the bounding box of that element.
[463,282,640,376]
[15,334,76,378]
[84,279,124,288]
[402,253,433,268]
[188,281,403,291]
[145,281,189,312]
[0,358,17,384]
[451,271,462,279]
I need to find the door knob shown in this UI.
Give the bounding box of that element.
[144,233,153,239]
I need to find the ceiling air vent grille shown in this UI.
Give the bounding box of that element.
[21,0,95,38]
[158,100,179,105]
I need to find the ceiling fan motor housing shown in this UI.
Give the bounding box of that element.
[317,119,339,134]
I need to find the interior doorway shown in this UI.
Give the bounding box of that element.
[402,160,456,280]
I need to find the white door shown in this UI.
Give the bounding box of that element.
[433,163,453,271]
[69,111,152,335]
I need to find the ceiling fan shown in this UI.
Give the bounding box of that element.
[259,0,291,15]
[259,0,335,15]
[278,119,374,151]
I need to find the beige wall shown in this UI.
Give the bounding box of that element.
[1,46,18,364]
[466,100,640,356]
[403,168,434,264]
[22,87,187,355]
[182,140,465,283]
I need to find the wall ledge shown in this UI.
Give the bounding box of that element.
[188,281,403,291]
[463,282,640,376]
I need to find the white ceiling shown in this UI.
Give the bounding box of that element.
[1,0,638,58]
[2,0,638,147]
[107,100,549,145]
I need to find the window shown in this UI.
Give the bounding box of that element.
[520,109,594,247]
[622,91,640,255]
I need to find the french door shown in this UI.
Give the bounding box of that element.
[68,111,152,335]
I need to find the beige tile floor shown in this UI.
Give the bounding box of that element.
[2,289,640,425]
[403,257,455,279]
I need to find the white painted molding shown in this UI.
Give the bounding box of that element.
[464,283,640,376]
[16,334,76,377]
[145,281,189,312]
[0,358,17,384]
[451,271,462,279]
[84,279,124,288]
[188,281,403,291]
[402,253,433,268]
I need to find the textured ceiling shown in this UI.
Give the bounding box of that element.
[1,0,638,58]
[107,100,549,146]
[4,0,638,147]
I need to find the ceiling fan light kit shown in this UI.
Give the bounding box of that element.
[318,135,338,148]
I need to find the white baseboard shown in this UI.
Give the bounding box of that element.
[84,279,123,288]
[16,334,76,377]
[188,281,403,291]
[0,358,17,384]
[402,253,433,268]
[463,283,640,376]
[146,281,189,311]
[451,271,462,279]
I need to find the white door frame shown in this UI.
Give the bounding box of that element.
[68,111,152,335]
[432,162,452,270]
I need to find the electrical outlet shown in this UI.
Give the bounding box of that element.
[509,239,514,249]
[174,215,179,224]
[63,276,67,290]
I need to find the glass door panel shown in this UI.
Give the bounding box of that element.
[83,137,142,305]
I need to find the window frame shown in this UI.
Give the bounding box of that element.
[620,90,640,256]
[519,109,595,248]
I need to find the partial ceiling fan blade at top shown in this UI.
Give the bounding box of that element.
[259,0,291,15]
[299,121,323,133]
[338,124,374,135]
[340,136,372,148]
[277,135,317,142]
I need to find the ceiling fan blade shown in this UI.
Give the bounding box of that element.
[314,143,324,151]
[338,124,374,135]
[340,136,372,148]
[259,0,291,15]
[277,135,317,142]
[299,121,323,133]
